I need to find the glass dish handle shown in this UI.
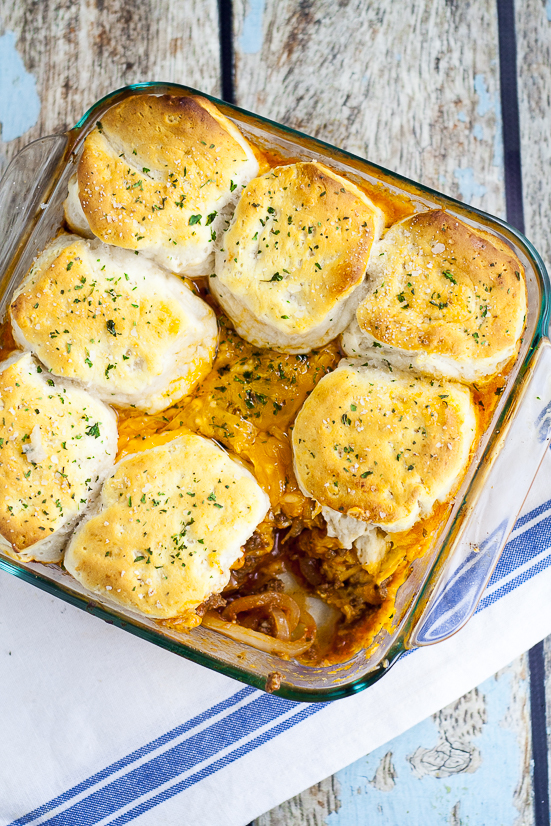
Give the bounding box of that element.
[410,336,551,647]
[0,134,67,315]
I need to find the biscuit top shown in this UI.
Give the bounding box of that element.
[73,94,258,266]
[64,433,270,623]
[0,352,116,552]
[292,359,476,532]
[10,235,217,408]
[215,162,384,336]
[356,210,527,365]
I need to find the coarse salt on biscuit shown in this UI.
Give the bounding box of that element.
[0,352,117,562]
[342,210,527,380]
[64,94,259,275]
[10,235,217,414]
[212,162,384,353]
[64,433,270,624]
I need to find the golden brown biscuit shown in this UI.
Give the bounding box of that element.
[10,235,217,414]
[64,433,270,624]
[0,352,117,562]
[212,162,385,352]
[342,210,527,380]
[292,358,476,543]
[64,94,258,275]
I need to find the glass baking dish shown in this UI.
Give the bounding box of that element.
[1,82,550,703]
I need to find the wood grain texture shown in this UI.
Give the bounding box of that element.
[542,635,551,809]
[255,657,533,826]
[0,0,220,173]
[254,775,340,826]
[516,0,551,273]
[233,0,505,217]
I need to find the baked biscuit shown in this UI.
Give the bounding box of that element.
[342,210,527,380]
[64,94,259,275]
[0,352,117,562]
[10,235,217,414]
[292,359,476,556]
[212,162,385,353]
[64,433,270,625]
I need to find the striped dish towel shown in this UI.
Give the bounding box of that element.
[2,449,551,826]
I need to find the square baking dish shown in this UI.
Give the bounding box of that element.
[0,82,550,702]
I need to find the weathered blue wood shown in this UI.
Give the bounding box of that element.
[255,659,532,825]
[0,0,221,174]
[326,661,531,825]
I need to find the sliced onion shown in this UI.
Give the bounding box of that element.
[202,612,315,658]
[271,607,290,641]
[222,592,301,632]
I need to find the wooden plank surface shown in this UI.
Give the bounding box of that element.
[516,0,551,272]
[0,0,220,173]
[516,3,551,808]
[232,0,505,216]
[0,2,546,823]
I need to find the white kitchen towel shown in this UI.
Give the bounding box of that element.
[2,448,551,826]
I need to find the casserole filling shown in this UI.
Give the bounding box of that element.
[0,94,524,668]
[115,296,511,665]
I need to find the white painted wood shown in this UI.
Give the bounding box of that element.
[233,0,505,217]
[516,0,551,274]
[0,0,220,173]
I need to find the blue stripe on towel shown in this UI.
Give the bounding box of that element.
[106,703,323,826]
[9,687,257,826]
[12,496,551,826]
[488,511,551,583]
[479,552,551,611]
[18,694,314,826]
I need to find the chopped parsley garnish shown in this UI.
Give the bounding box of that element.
[85,422,101,438]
